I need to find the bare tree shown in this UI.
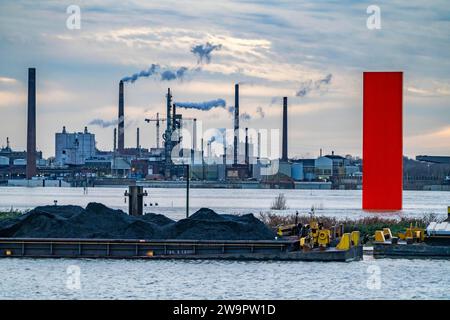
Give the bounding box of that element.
[271,193,288,210]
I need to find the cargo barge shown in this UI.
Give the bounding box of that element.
[373,208,450,259]
[0,238,363,262]
[373,242,450,259]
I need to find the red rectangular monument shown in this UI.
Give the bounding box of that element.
[363,72,403,210]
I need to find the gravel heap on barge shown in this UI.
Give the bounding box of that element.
[0,203,275,240]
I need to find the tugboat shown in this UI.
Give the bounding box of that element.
[373,206,450,259]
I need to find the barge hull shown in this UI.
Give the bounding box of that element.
[373,243,450,259]
[0,238,362,262]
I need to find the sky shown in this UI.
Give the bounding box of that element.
[0,0,449,159]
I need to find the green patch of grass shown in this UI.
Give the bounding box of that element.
[0,209,24,221]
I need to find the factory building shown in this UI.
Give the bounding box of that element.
[55,126,96,166]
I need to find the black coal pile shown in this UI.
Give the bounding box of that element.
[163,208,275,240]
[0,203,275,240]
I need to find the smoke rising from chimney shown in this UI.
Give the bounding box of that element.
[89,118,118,128]
[240,112,251,121]
[227,106,251,121]
[160,67,188,81]
[175,98,226,111]
[122,64,189,83]
[191,42,222,64]
[256,106,265,118]
[296,73,333,97]
[121,64,159,83]
[89,117,137,128]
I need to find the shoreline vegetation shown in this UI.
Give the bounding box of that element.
[259,212,443,243]
[0,209,23,221]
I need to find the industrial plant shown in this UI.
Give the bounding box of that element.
[0,68,449,190]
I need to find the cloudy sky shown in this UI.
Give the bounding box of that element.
[0,0,449,158]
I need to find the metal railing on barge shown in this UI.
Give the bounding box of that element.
[0,238,293,259]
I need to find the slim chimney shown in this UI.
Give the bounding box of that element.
[172,103,177,130]
[320,148,323,157]
[257,132,261,160]
[165,88,172,178]
[113,128,117,152]
[166,88,172,133]
[245,127,249,165]
[282,96,288,162]
[191,118,197,165]
[223,132,227,166]
[136,127,140,149]
[234,83,239,165]
[201,138,205,180]
[26,68,37,179]
[118,80,125,153]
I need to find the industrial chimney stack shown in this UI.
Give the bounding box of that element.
[192,118,197,165]
[118,80,125,153]
[26,68,37,179]
[233,83,239,165]
[113,128,117,152]
[136,127,140,150]
[282,96,288,162]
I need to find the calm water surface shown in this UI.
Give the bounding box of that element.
[0,187,449,299]
[0,256,449,299]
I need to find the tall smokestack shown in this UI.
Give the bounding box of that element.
[118,80,125,153]
[136,127,140,149]
[172,103,177,130]
[234,83,239,165]
[165,88,172,178]
[282,96,288,161]
[113,128,117,152]
[223,132,227,166]
[191,118,197,165]
[257,132,261,160]
[245,127,249,165]
[26,68,37,179]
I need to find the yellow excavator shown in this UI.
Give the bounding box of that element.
[277,209,360,251]
[374,223,426,244]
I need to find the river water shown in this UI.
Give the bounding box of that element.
[0,256,449,299]
[0,187,449,299]
[0,187,448,220]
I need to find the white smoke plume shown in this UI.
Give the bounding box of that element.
[191,42,222,64]
[296,73,333,97]
[122,65,189,83]
[175,99,226,111]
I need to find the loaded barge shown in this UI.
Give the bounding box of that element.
[373,207,450,259]
[0,237,363,262]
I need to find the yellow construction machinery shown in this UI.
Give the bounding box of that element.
[276,209,360,251]
[374,223,426,244]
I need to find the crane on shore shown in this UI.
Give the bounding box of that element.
[145,113,166,149]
